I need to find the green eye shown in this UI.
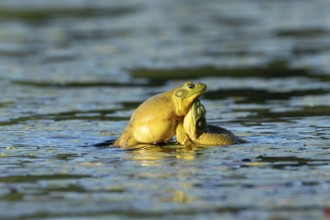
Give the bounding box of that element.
[187,83,195,89]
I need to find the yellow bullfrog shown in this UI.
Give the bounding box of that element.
[177,100,246,146]
[113,82,207,147]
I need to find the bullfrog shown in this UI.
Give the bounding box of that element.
[177,100,246,146]
[113,82,207,147]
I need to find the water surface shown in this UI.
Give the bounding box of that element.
[1,0,330,219]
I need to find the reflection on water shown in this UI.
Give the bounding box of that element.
[125,144,205,166]
[1,0,330,219]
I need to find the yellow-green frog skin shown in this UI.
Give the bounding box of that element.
[177,100,246,146]
[113,82,207,147]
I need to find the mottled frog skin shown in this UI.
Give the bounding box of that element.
[113,82,207,147]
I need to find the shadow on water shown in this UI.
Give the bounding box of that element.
[0,5,142,21]
[231,106,330,123]
[0,109,128,126]
[91,139,116,148]
[131,61,330,82]
[1,176,89,202]
[0,174,90,183]
[204,88,327,103]
[265,106,330,117]
[12,80,164,88]
[276,28,329,38]
[252,156,330,169]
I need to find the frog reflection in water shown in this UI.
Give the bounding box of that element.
[113,82,245,148]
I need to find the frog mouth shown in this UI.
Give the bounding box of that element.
[196,84,207,93]
[192,84,207,98]
[189,89,206,101]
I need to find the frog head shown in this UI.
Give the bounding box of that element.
[172,82,207,116]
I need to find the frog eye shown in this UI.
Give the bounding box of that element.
[196,118,205,129]
[186,83,195,89]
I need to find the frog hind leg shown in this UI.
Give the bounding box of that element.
[113,126,139,147]
[196,125,246,146]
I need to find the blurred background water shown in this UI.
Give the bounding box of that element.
[0,0,330,219]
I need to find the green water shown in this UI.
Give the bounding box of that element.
[1,0,330,219]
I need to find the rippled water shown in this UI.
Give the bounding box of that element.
[1,0,330,219]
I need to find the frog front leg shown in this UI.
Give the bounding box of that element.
[175,121,194,146]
